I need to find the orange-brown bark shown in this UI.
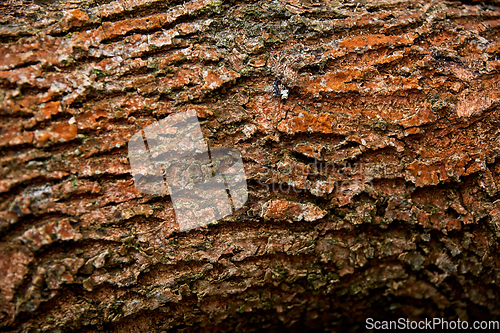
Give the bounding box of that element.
[1,0,500,331]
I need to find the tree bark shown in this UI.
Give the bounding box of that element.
[1,0,500,331]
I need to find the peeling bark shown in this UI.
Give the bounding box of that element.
[1,0,500,332]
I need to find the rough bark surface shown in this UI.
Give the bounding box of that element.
[1,0,500,332]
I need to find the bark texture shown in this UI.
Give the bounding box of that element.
[1,0,500,331]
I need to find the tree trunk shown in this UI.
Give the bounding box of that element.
[1,0,500,331]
